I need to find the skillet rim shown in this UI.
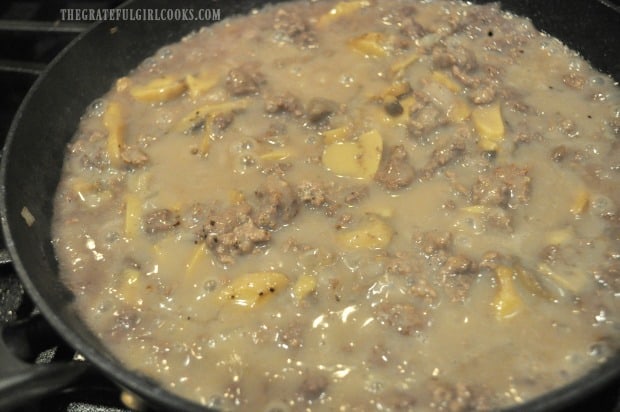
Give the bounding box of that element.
[0,0,618,411]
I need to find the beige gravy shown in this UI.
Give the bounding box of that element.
[52,0,620,410]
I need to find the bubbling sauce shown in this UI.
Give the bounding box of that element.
[53,0,620,410]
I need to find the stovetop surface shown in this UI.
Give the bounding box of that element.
[0,1,619,412]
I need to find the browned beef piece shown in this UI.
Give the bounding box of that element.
[408,102,447,138]
[422,140,466,178]
[253,176,300,229]
[344,186,369,205]
[203,202,251,235]
[199,202,270,264]
[441,255,474,276]
[430,381,492,412]
[504,91,537,115]
[383,251,419,276]
[143,209,180,234]
[260,122,288,144]
[297,179,372,217]
[430,251,477,301]
[562,72,586,90]
[306,98,338,123]
[309,185,367,219]
[441,273,476,302]
[418,230,453,255]
[219,220,270,253]
[188,111,234,137]
[431,45,478,72]
[375,302,426,335]
[308,186,364,217]
[212,111,234,132]
[297,180,328,208]
[225,63,265,96]
[482,64,502,79]
[384,4,426,39]
[375,145,416,191]
[479,250,503,271]
[468,81,496,104]
[273,8,316,47]
[472,164,531,208]
[512,130,541,149]
[452,65,480,87]
[407,277,439,304]
[416,239,478,301]
[299,372,329,400]
[264,92,303,116]
[401,20,426,41]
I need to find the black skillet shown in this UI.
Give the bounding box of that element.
[0,0,619,410]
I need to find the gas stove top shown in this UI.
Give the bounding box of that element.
[0,2,129,410]
[0,1,619,412]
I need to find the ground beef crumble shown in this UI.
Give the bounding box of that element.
[375,144,416,190]
[472,164,531,208]
[196,202,270,264]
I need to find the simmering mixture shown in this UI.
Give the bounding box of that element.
[52,0,620,410]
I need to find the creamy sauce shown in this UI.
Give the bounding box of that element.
[52,0,620,410]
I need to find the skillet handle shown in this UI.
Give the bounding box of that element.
[0,314,90,411]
